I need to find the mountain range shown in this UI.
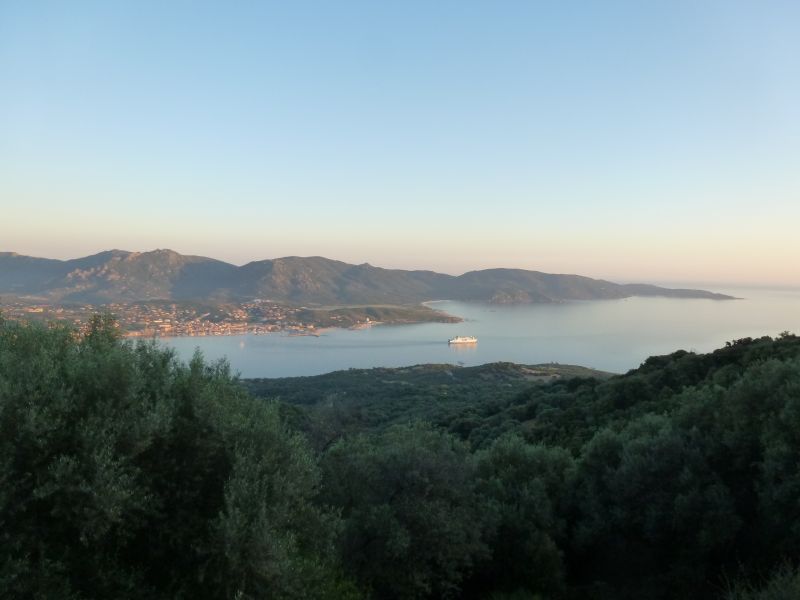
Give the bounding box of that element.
[0,249,734,305]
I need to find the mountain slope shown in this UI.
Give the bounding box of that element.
[0,249,734,304]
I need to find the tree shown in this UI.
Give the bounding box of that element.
[570,414,740,598]
[0,319,350,599]
[471,434,573,597]
[321,423,487,599]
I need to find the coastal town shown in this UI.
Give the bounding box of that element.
[1,300,339,337]
[0,299,459,337]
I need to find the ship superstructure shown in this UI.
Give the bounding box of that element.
[448,336,477,344]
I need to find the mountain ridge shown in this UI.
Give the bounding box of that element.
[0,249,735,304]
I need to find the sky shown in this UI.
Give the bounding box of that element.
[1,1,799,285]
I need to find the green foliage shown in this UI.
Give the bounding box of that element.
[0,319,349,599]
[257,333,800,598]
[570,413,741,596]
[725,564,800,600]
[244,362,611,449]
[472,435,573,597]
[321,423,487,599]
[2,316,800,600]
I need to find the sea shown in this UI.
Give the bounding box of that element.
[161,286,800,378]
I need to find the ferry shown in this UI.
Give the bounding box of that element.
[448,335,478,345]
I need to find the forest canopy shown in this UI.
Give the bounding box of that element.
[1,315,800,599]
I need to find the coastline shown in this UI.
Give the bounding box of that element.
[0,300,463,340]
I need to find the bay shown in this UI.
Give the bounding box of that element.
[161,286,800,378]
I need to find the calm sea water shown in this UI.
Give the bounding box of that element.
[162,287,800,378]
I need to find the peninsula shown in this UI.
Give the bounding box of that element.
[0,249,734,336]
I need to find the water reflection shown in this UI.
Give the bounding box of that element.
[448,343,479,354]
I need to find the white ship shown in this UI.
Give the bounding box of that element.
[448,335,477,345]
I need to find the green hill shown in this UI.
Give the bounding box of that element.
[2,316,800,599]
[244,362,613,435]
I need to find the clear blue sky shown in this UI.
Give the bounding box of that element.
[1,1,798,284]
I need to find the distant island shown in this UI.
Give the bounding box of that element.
[0,249,734,336]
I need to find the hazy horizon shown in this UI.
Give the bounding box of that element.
[4,245,800,290]
[3,2,799,286]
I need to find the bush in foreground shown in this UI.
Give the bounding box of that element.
[0,317,353,599]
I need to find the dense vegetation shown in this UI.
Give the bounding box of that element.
[244,362,612,447]
[0,316,354,599]
[2,315,800,599]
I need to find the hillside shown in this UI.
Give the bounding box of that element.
[0,249,734,304]
[244,362,613,434]
[3,317,800,599]
[249,333,800,598]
